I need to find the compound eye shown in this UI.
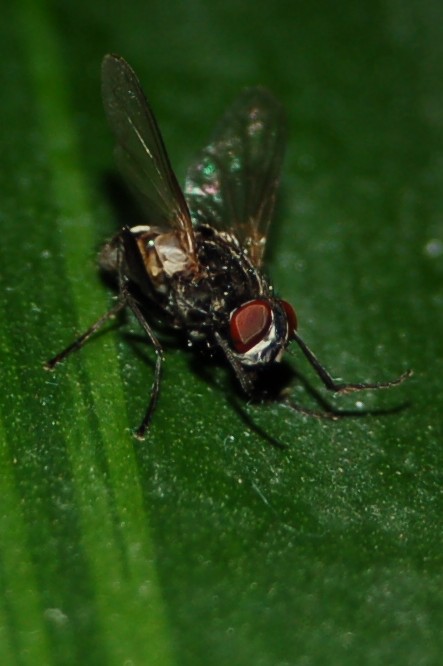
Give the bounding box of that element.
[230,299,272,354]
[279,300,297,335]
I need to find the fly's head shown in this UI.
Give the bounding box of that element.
[229,298,297,367]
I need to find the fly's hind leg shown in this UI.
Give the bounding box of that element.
[45,300,126,370]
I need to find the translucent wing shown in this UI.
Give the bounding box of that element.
[101,54,196,262]
[185,87,286,267]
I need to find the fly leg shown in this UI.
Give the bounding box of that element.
[292,331,412,394]
[45,300,126,370]
[214,331,256,396]
[120,283,164,440]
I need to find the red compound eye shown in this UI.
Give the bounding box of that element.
[279,300,297,335]
[230,299,272,354]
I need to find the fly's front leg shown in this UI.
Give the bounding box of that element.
[214,331,255,396]
[120,283,164,440]
[292,331,412,394]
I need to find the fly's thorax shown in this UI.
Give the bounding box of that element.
[153,232,195,277]
[172,226,275,340]
[131,226,195,281]
[229,298,297,366]
[193,225,268,306]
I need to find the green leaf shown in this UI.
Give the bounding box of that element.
[1,1,442,664]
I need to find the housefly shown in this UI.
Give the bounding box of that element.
[46,54,411,439]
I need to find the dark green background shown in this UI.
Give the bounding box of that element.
[1,1,442,664]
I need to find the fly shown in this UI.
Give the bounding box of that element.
[45,54,411,439]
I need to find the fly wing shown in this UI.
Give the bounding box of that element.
[101,54,197,263]
[185,87,286,267]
